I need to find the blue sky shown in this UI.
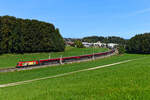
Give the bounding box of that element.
[0,0,150,39]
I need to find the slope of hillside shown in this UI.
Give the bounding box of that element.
[0,47,108,68]
[0,54,150,100]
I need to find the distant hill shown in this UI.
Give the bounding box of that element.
[64,36,127,45]
[82,36,127,45]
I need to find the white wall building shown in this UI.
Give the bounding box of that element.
[82,42,93,47]
[82,41,118,48]
[107,43,118,48]
[93,41,102,47]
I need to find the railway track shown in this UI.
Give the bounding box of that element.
[0,68,17,72]
[0,50,117,73]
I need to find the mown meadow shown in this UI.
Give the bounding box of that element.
[0,46,108,68]
[0,53,150,100]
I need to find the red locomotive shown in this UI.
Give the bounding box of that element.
[16,61,39,68]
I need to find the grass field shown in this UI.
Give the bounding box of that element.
[0,54,150,100]
[0,54,146,84]
[0,46,108,68]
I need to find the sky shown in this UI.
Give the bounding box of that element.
[0,0,150,39]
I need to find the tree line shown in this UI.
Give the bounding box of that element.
[82,36,127,45]
[65,34,150,54]
[0,16,65,54]
[126,33,150,54]
[64,36,127,45]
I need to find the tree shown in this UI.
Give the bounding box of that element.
[126,33,150,54]
[0,15,65,54]
[117,45,126,54]
[74,40,84,48]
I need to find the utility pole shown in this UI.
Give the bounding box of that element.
[49,53,51,59]
[60,55,63,64]
[92,45,95,60]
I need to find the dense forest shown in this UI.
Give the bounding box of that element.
[0,16,65,54]
[126,33,150,54]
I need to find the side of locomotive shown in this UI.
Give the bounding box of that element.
[16,61,39,68]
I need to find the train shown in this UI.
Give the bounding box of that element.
[16,49,115,68]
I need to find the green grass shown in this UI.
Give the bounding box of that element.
[0,54,150,100]
[0,46,108,68]
[0,53,147,85]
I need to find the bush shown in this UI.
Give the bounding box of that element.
[118,45,126,54]
[74,40,84,48]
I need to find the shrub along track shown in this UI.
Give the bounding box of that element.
[0,50,117,73]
